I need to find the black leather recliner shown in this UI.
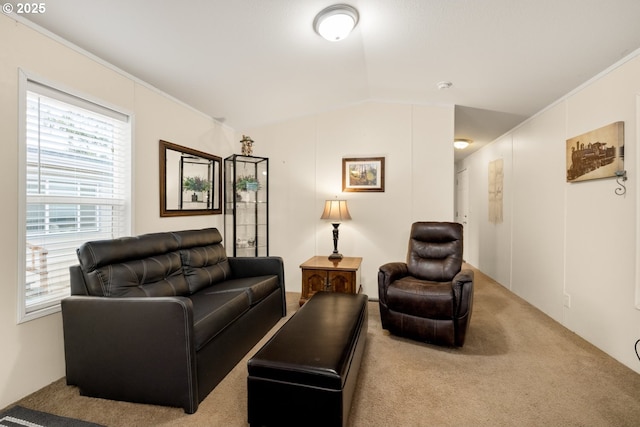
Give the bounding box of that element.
[378,222,474,347]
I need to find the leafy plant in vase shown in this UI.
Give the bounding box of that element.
[183,176,211,202]
[235,175,261,201]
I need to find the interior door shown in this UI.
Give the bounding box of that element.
[455,168,469,261]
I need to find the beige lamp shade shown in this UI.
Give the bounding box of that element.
[320,199,351,260]
[320,200,352,222]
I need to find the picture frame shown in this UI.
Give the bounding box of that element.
[342,157,385,192]
[566,121,624,183]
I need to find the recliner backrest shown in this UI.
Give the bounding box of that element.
[406,222,463,282]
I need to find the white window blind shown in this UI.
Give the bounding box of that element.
[20,77,131,321]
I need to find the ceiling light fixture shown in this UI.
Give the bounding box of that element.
[437,81,453,90]
[454,139,472,150]
[313,4,359,42]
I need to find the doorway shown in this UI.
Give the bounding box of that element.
[455,168,469,261]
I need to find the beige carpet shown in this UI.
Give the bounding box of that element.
[9,266,640,426]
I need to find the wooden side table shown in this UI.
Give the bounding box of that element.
[299,256,362,306]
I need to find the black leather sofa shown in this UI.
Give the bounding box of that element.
[61,228,286,414]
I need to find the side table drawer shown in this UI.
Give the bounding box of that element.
[329,270,357,294]
[299,256,362,306]
[301,269,329,302]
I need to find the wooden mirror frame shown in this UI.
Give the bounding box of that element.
[159,140,222,217]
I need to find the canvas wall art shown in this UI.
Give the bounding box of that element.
[566,121,624,183]
[488,158,503,224]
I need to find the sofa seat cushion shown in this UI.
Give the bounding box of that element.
[189,289,250,350]
[387,276,454,319]
[206,275,279,306]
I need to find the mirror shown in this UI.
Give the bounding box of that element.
[159,140,222,217]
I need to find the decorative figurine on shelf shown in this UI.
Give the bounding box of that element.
[240,135,254,156]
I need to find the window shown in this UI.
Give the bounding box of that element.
[18,72,131,322]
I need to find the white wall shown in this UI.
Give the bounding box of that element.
[244,102,455,298]
[131,84,236,233]
[460,133,514,287]
[0,15,234,409]
[1,15,456,409]
[458,52,640,373]
[6,7,638,409]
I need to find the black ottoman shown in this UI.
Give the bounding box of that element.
[247,291,368,427]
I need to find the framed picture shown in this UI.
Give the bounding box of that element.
[566,121,624,183]
[342,157,385,192]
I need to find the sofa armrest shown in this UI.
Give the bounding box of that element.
[69,265,89,295]
[378,262,408,304]
[61,295,199,413]
[227,256,284,280]
[228,256,286,315]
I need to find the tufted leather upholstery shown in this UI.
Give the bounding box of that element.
[76,228,232,297]
[62,228,286,413]
[407,222,463,281]
[378,222,474,347]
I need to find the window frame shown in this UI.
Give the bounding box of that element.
[17,69,133,323]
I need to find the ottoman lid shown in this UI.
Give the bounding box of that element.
[248,292,368,390]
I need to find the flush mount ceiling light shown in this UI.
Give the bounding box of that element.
[454,139,472,150]
[313,4,359,42]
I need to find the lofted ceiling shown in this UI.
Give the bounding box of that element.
[16,0,640,160]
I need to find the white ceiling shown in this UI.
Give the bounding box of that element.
[18,0,640,160]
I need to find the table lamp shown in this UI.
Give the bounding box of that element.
[320,199,352,260]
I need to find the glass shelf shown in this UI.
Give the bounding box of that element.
[224,154,269,257]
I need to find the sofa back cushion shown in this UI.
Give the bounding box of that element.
[76,232,189,297]
[76,228,231,297]
[174,228,231,293]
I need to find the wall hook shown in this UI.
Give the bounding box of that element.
[614,170,627,196]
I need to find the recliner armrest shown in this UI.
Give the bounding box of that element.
[453,268,474,285]
[379,262,408,283]
[452,268,474,316]
[61,295,199,413]
[378,262,408,304]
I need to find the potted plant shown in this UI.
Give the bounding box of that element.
[235,175,261,192]
[183,176,211,202]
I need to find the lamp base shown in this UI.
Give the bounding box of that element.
[328,252,343,260]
